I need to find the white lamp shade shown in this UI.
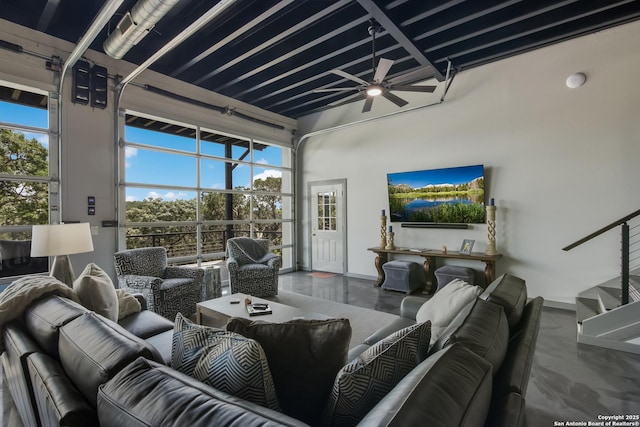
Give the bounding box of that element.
[30,223,94,257]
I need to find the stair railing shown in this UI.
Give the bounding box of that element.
[563,208,640,305]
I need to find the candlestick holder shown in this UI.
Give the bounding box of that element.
[385,231,395,250]
[380,215,387,248]
[485,205,498,255]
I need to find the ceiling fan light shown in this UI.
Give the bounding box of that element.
[366,84,383,96]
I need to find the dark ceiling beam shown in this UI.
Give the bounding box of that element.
[193,0,351,86]
[171,0,296,77]
[412,0,524,40]
[216,16,370,93]
[356,0,444,81]
[232,26,372,101]
[421,0,581,51]
[400,0,467,26]
[453,10,640,71]
[436,0,639,64]
[36,0,60,32]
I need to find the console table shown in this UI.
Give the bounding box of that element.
[367,247,502,293]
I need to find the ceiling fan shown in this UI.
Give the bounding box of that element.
[315,20,437,113]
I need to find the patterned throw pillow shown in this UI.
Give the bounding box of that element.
[171,313,280,411]
[324,321,431,427]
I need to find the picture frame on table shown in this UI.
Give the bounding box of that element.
[460,239,475,255]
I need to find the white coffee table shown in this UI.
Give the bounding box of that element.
[196,293,330,328]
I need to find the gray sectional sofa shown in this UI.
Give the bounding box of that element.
[1,273,542,427]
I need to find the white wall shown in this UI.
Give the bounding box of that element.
[0,19,296,280]
[297,21,640,305]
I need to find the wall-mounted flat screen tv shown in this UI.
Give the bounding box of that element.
[387,164,485,224]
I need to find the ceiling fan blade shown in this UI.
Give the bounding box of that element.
[362,96,374,113]
[373,58,394,83]
[389,84,437,93]
[314,87,360,93]
[382,91,408,108]
[387,65,436,85]
[331,69,368,85]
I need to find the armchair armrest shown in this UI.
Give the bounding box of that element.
[225,257,240,274]
[117,275,163,292]
[400,296,429,320]
[266,256,282,270]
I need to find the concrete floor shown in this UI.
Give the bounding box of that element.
[2,270,638,426]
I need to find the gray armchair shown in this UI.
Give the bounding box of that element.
[226,238,281,297]
[113,247,203,321]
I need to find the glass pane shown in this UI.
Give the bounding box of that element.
[125,225,196,258]
[125,189,197,222]
[201,224,233,254]
[201,130,251,161]
[254,222,282,247]
[125,124,196,152]
[125,148,196,187]
[0,231,48,277]
[1,128,49,176]
[253,141,283,167]
[252,195,290,221]
[200,158,226,190]
[201,192,249,221]
[0,97,48,128]
[0,180,49,226]
[253,166,282,192]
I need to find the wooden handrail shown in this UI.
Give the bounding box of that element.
[563,208,640,251]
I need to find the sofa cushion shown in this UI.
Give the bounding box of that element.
[171,313,279,411]
[480,273,527,331]
[97,357,306,427]
[73,263,118,321]
[324,321,431,426]
[227,317,352,424]
[357,343,493,427]
[58,312,164,407]
[415,278,482,339]
[24,295,88,358]
[430,299,509,373]
[118,309,173,339]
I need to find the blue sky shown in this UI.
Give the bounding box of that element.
[388,164,484,188]
[1,99,284,202]
[0,101,49,147]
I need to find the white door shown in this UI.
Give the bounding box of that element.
[310,182,345,274]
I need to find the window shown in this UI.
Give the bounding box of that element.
[120,113,294,269]
[317,191,337,231]
[0,82,54,279]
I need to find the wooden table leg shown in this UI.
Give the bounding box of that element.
[373,252,388,286]
[484,261,496,285]
[421,256,435,294]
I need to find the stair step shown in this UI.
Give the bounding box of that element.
[576,297,600,324]
[597,286,621,312]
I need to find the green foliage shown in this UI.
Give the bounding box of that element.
[0,129,49,227]
[407,202,485,223]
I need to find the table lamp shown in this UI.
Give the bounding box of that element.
[30,223,94,286]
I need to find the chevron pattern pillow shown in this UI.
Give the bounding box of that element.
[324,321,431,426]
[171,313,280,411]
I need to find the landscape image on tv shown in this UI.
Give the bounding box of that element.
[387,164,485,224]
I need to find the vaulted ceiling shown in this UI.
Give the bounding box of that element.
[1,0,639,119]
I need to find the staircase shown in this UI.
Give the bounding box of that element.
[575,272,640,354]
[564,209,640,355]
